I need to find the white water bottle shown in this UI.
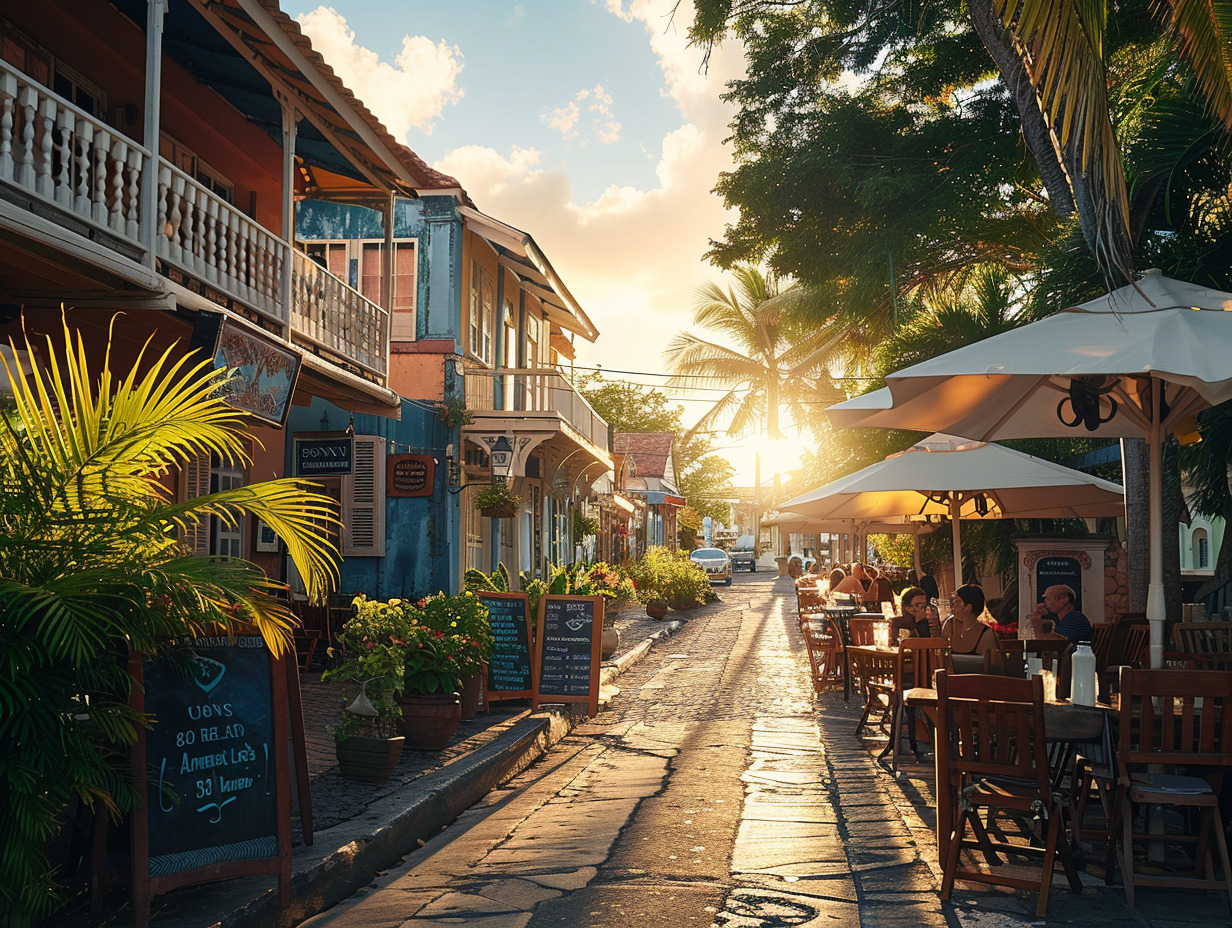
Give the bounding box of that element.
[1070,643,1097,706]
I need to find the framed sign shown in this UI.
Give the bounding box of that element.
[189,311,301,428]
[532,595,603,717]
[387,454,435,497]
[294,435,354,477]
[130,635,291,928]
[478,592,534,701]
[254,519,280,554]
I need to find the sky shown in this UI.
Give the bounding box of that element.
[284,0,810,485]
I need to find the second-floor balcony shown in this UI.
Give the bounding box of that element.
[463,365,611,456]
[0,61,388,383]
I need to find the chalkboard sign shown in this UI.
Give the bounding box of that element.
[130,636,290,928]
[1035,556,1083,612]
[533,595,603,716]
[387,454,435,497]
[479,592,534,700]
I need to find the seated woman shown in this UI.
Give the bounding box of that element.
[890,587,940,640]
[942,583,998,671]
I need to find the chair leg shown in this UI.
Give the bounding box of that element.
[941,809,967,900]
[1211,808,1232,914]
[1120,797,1136,907]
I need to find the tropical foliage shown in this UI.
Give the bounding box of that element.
[322,597,408,739]
[0,318,340,920]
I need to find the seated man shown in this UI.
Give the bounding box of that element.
[1028,584,1093,643]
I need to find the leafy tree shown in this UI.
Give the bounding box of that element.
[665,266,847,443]
[0,318,339,919]
[576,372,735,522]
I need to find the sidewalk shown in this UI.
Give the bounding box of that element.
[64,607,689,928]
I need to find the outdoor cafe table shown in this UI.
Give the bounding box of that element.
[903,686,1110,861]
[821,605,862,701]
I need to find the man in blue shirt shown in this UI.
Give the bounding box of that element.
[1031,584,1093,643]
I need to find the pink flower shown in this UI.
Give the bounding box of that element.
[365,641,375,650]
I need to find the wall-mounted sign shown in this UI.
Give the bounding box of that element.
[387,454,435,497]
[190,311,301,428]
[294,436,354,477]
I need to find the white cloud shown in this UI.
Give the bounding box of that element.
[545,102,580,140]
[295,6,464,138]
[436,2,746,398]
[544,84,623,145]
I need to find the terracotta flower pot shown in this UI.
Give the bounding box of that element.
[335,734,405,785]
[601,627,620,659]
[397,692,462,749]
[646,600,668,620]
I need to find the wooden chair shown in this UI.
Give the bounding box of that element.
[848,616,881,646]
[1111,669,1232,911]
[802,619,840,696]
[848,646,897,739]
[1172,621,1232,669]
[1122,624,1151,668]
[937,671,1083,916]
[796,587,826,626]
[881,637,951,775]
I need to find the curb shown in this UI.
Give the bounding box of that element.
[147,620,682,928]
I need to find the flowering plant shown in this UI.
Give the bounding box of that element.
[585,562,637,603]
[413,591,494,678]
[402,623,467,694]
[321,595,408,739]
[474,480,521,512]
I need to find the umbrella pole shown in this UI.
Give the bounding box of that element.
[950,493,963,592]
[913,533,922,578]
[1148,379,1165,669]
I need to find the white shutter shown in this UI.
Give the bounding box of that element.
[342,436,386,556]
[183,452,212,554]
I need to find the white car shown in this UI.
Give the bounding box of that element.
[690,547,733,586]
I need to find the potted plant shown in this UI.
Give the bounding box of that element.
[398,621,465,748]
[415,592,494,720]
[321,596,408,784]
[434,395,473,428]
[474,479,521,519]
[645,597,669,620]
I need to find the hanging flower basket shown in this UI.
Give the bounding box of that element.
[474,481,520,519]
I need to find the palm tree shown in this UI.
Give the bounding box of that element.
[0,316,340,920]
[664,266,846,443]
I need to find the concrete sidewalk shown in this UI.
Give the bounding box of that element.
[63,608,690,928]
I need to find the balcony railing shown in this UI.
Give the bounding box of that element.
[0,60,387,382]
[464,365,611,451]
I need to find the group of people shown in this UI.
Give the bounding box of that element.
[890,582,1093,664]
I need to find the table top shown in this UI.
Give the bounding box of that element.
[904,687,1108,742]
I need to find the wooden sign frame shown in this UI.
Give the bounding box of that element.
[532,594,604,717]
[129,636,291,928]
[478,591,535,702]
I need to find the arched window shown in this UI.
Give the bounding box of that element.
[1193,528,1210,569]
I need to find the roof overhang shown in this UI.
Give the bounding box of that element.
[458,206,598,342]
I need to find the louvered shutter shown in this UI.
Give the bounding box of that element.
[342,436,386,556]
[183,452,212,554]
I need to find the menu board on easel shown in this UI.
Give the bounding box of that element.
[130,635,291,928]
[532,595,603,717]
[478,591,534,701]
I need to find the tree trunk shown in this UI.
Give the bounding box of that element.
[968,0,1075,219]
[1122,437,1150,611]
[1163,440,1185,624]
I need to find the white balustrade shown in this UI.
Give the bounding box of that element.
[290,251,389,379]
[464,366,611,450]
[0,60,146,248]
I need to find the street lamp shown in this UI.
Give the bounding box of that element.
[490,435,514,480]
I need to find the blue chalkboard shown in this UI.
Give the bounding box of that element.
[479,592,534,699]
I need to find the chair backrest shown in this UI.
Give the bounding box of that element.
[1091,623,1115,669]
[1023,637,1069,672]
[1174,621,1232,656]
[797,588,826,616]
[873,576,894,604]
[1122,624,1151,667]
[896,637,952,692]
[937,671,1050,795]
[1117,669,1232,773]
[990,637,1026,677]
[849,616,881,646]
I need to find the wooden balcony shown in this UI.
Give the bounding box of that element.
[0,60,388,383]
[463,365,611,454]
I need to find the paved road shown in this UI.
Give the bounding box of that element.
[298,573,941,928]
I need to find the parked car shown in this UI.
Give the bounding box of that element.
[690,547,733,586]
[729,547,757,572]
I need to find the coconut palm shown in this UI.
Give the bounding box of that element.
[0,316,340,919]
[664,266,846,442]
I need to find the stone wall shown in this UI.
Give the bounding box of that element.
[1103,537,1131,621]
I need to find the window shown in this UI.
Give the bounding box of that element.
[159,133,235,203]
[526,312,540,367]
[210,459,245,557]
[469,260,494,364]
[503,299,517,369]
[1194,528,1210,569]
[0,20,51,86]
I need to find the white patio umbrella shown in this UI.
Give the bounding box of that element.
[764,511,939,573]
[827,270,1232,667]
[778,433,1126,592]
